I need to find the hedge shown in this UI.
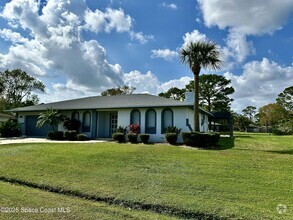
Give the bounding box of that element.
[139,134,150,144]
[112,133,125,143]
[127,133,138,143]
[0,119,21,137]
[77,134,88,141]
[165,133,178,145]
[64,130,77,141]
[182,132,220,148]
[48,131,64,140]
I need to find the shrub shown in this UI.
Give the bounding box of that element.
[129,124,140,134]
[165,133,178,145]
[63,118,80,131]
[181,132,193,146]
[182,132,201,147]
[116,126,127,134]
[47,131,64,140]
[64,130,77,141]
[272,119,293,135]
[0,119,21,137]
[165,126,181,135]
[182,132,220,148]
[139,134,150,144]
[112,133,125,143]
[77,134,88,141]
[206,132,220,146]
[127,133,138,143]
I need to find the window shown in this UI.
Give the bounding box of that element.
[71,111,79,120]
[82,111,91,132]
[145,109,156,134]
[161,108,173,133]
[130,109,140,125]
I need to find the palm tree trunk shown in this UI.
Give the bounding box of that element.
[194,73,200,132]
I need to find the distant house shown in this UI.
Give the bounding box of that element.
[0,113,15,122]
[8,94,213,142]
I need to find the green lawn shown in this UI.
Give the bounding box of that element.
[0,133,292,219]
[0,182,174,220]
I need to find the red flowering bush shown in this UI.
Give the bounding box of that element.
[129,123,140,134]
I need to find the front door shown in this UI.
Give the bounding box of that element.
[109,113,118,136]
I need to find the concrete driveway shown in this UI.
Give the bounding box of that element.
[0,137,107,145]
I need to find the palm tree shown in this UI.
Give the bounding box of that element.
[180,41,222,131]
[36,108,63,131]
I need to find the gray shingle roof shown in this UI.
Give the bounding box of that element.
[8,94,213,116]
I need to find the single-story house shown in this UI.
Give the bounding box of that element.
[8,94,213,142]
[0,113,15,122]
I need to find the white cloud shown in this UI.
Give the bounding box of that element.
[224,58,293,112]
[180,29,256,69]
[226,30,255,63]
[197,0,293,35]
[151,49,178,61]
[0,28,28,44]
[84,7,132,33]
[129,31,154,44]
[158,76,192,92]
[182,29,208,49]
[162,3,178,10]
[0,0,152,97]
[39,80,98,104]
[123,70,160,94]
[151,29,208,63]
[122,70,193,95]
[197,0,293,67]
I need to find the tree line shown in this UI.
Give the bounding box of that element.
[158,74,235,112]
[233,86,293,134]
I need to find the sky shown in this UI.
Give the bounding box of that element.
[0,0,292,113]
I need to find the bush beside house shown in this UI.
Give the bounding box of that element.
[64,130,77,141]
[47,131,64,140]
[182,132,220,148]
[139,134,150,144]
[77,134,88,141]
[127,124,140,143]
[127,133,138,143]
[164,126,181,145]
[112,133,125,143]
[0,119,21,137]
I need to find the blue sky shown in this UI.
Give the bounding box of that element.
[0,0,292,112]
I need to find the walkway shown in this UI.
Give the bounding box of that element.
[0,137,107,145]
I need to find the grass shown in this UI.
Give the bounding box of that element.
[0,133,292,219]
[0,182,174,220]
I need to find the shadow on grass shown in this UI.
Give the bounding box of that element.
[217,137,235,150]
[233,135,252,138]
[265,149,293,155]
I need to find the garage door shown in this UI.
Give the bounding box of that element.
[25,115,52,136]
